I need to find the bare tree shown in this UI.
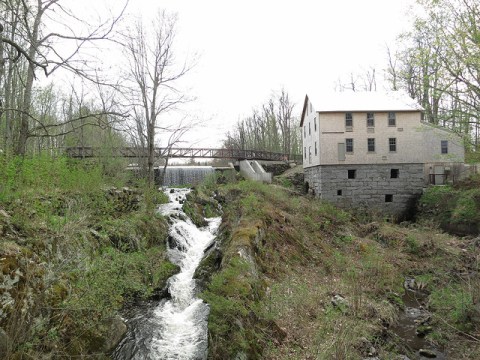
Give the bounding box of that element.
[122,10,193,187]
[0,0,127,155]
[223,89,300,157]
[276,88,295,155]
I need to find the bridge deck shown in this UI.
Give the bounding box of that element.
[65,147,302,162]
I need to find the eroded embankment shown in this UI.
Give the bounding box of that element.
[186,179,480,359]
[0,186,178,359]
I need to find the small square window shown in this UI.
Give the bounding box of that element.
[385,194,393,202]
[346,138,354,153]
[367,138,375,152]
[441,140,448,154]
[348,169,356,179]
[389,137,397,152]
[337,189,342,196]
[367,112,374,127]
[388,112,396,126]
[345,112,353,127]
[390,169,399,178]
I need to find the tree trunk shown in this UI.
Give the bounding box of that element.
[15,4,42,156]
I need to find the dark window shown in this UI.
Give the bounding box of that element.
[367,138,375,152]
[304,126,306,138]
[348,169,356,179]
[441,140,448,154]
[337,189,342,196]
[345,112,353,127]
[314,118,317,132]
[346,138,354,153]
[304,147,306,159]
[385,194,393,202]
[389,137,397,152]
[388,112,396,126]
[315,142,317,156]
[391,169,399,178]
[309,122,311,135]
[367,112,375,127]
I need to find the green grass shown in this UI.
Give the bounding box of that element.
[0,155,177,358]
[193,179,480,359]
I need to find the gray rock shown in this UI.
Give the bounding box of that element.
[331,294,350,309]
[103,315,127,352]
[419,348,437,358]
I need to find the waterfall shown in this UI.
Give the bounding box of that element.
[157,166,215,187]
[113,188,221,360]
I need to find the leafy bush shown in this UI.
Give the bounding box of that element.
[430,284,476,332]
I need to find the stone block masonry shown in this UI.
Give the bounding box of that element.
[304,163,425,217]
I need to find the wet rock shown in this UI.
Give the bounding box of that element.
[168,235,186,252]
[419,348,437,358]
[103,315,127,352]
[405,307,428,318]
[416,325,433,337]
[404,277,416,291]
[152,284,171,301]
[170,189,175,193]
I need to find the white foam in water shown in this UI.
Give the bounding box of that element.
[149,188,220,359]
[113,188,220,360]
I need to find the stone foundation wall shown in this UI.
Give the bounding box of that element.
[304,163,425,217]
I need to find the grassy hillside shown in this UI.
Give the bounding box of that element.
[0,156,177,359]
[188,177,480,359]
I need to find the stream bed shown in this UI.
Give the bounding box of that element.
[390,281,446,360]
[113,188,221,360]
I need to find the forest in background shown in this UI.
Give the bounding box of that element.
[1,0,479,168]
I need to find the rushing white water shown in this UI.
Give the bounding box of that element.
[113,188,221,360]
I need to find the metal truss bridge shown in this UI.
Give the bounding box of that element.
[65,147,302,162]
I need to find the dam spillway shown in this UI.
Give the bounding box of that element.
[155,166,215,187]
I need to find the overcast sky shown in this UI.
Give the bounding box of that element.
[72,0,416,147]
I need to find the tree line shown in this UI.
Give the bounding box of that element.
[0,1,194,186]
[223,0,480,159]
[223,89,302,158]
[1,0,478,177]
[386,0,479,152]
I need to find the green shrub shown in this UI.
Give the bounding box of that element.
[430,284,475,332]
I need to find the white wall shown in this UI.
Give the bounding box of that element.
[302,97,321,168]
[420,124,464,163]
[311,111,464,165]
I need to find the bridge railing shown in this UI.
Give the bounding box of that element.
[65,146,302,163]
